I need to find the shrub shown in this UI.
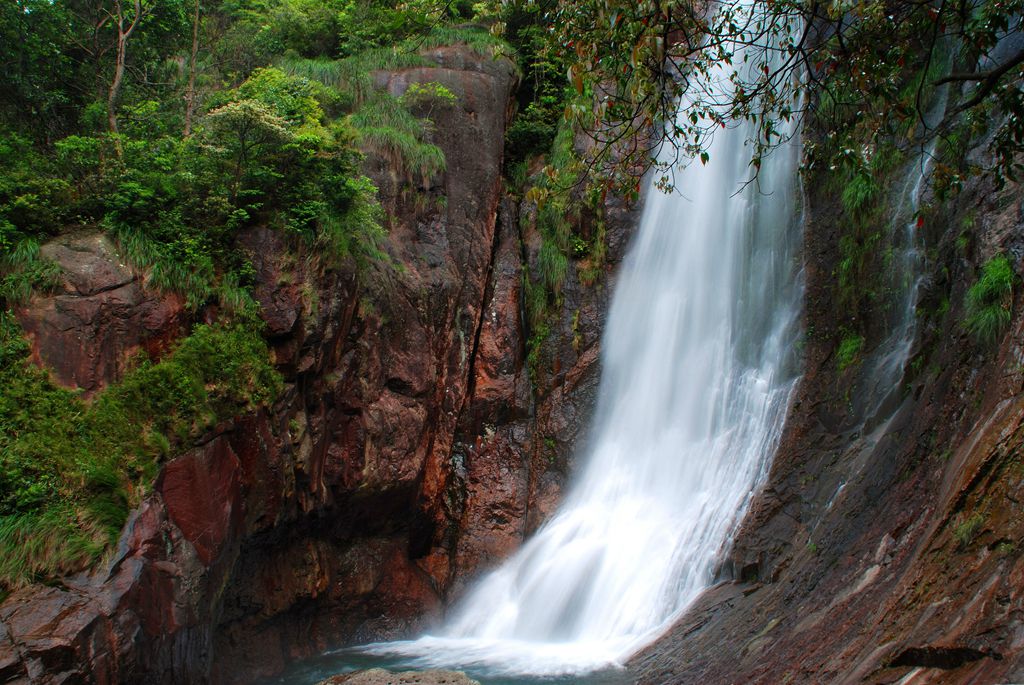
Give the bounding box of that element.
[506,102,558,164]
[0,239,61,305]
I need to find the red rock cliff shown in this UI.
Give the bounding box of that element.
[0,45,639,685]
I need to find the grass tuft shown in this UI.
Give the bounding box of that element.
[965,254,1015,345]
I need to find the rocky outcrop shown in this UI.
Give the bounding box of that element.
[0,42,640,684]
[630,151,1024,681]
[14,231,185,395]
[441,173,639,598]
[0,46,513,684]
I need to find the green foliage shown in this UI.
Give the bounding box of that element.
[279,51,453,186]
[0,132,73,265]
[0,239,61,305]
[0,66,387,309]
[836,333,865,372]
[350,96,447,183]
[315,176,388,268]
[965,255,1016,345]
[214,0,457,74]
[518,116,612,381]
[400,82,457,111]
[500,0,570,169]
[407,24,508,57]
[0,311,280,589]
[506,103,558,165]
[0,0,79,138]
[537,239,569,296]
[525,318,550,383]
[279,51,431,111]
[841,172,881,220]
[234,67,334,130]
[0,0,510,313]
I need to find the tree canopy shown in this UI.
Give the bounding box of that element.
[539,0,1024,188]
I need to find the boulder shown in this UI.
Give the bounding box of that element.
[14,230,185,395]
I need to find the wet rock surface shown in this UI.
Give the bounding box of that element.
[629,159,1024,682]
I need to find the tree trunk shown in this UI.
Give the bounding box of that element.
[107,30,125,135]
[183,0,200,137]
[107,0,145,150]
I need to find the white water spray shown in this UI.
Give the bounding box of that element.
[362,11,804,678]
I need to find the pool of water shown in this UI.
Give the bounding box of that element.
[261,648,632,685]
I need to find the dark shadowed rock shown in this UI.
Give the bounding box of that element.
[237,227,304,338]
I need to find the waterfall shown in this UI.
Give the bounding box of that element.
[858,94,949,427]
[359,9,804,678]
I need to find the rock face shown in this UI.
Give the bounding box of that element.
[14,231,185,395]
[0,46,638,684]
[630,151,1024,681]
[442,175,638,599]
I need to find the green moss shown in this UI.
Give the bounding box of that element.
[836,333,865,372]
[840,171,880,219]
[965,254,1015,345]
[525,318,550,383]
[0,310,280,590]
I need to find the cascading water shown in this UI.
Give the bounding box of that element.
[858,92,949,427]
[353,9,805,679]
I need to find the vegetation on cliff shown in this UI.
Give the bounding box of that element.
[2,0,1023,597]
[0,0,511,313]
[0,309,279,591]
[0,0,515,587]
[965,253,1017,344]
